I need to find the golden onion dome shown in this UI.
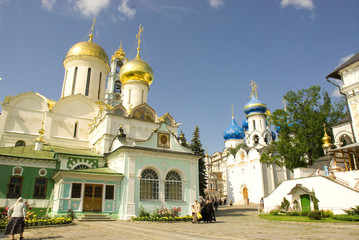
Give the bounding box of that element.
[119,52,153,86]
[322,126,333,149]
[64,40,109,65]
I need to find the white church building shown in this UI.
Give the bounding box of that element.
[205,82,291,205]
[0,21,199,220]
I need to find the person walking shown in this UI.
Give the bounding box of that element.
[5,197,26,240]
[195,200,201,223]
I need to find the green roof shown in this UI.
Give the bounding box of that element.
[0,145,103,160]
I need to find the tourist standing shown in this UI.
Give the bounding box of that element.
[324,164,329,176]
[5,197,26,240]
[260,197,264,208]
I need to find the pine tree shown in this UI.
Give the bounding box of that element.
[190,126,207,197]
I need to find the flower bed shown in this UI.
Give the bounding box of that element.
[0,217,73,230]
[132,215,193,222]
[132,206,193,222]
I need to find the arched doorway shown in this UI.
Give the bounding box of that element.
[243,187,248,200]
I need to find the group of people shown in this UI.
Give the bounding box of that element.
[191,199,217,223]
[316,164,330,176]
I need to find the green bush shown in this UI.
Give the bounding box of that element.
[344,205,359,215]
[331,214,359,221]
[300,211,309,216]
[290,211,301,216]
[138,205,151,218]
[321,210,333,218]
[280,197,290,212]
[308,210,322,220]
[269,210,279,215]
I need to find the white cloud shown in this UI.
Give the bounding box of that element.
[74,0,111,17]
[118,0,136,19]
[280,0,314,11]
[338,53,355,67]
[208,0,224,9]
[42,0,56,12]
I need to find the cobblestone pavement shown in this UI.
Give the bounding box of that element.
[2,204,359,240]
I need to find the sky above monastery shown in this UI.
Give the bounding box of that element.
[0,0,358,154]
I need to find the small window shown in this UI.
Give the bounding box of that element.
[85,68,91,96]
[15,140,26,147]
[74,164,89,170]
[114,80,121,93]
[72,67,78,95]
[73,122,78,138]
[33,178,47,199]
[105,185,114,200]
[253,120,256,130]
[71,183,82,198]
[7,176,23,198]
[98,72,102,100]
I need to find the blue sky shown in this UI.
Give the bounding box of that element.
[0,0,358,154]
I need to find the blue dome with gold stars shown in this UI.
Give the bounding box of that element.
[244,96,267,116]
[223,118,245,140]
[242,119,248,131]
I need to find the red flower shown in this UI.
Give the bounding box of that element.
[29,207,32,210]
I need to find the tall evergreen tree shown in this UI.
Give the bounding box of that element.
[190,126,207,197]
[260,85,346,170]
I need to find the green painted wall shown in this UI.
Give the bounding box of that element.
[0,164,55,200]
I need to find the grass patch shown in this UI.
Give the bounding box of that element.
[259,214,349,223]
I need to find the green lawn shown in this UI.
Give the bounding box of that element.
[258,214,351,223]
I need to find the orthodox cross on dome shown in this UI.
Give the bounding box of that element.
[282,97,287,112]
[249,80,258,98]
[88,17,96,42]
[231,105,234,119]
[37,114,46,143]
[136,24,144,52]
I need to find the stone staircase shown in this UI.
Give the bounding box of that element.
[77,214,116,222]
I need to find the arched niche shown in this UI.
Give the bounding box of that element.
[130,104,157,123]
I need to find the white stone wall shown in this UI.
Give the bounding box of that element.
[122,82,149,111]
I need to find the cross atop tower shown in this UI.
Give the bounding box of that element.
[136,24,144,51]
[249,80,258,98]
[282,97,287,112]
[88,17,96,42]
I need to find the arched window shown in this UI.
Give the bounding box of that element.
[253,135,259,144]
[74,164,89,170]
[73,122,78,138]
[72,67,78,95]
[253,120,256,130]
[15,140,26,147]
[98,72,102,100]
[114,80,121,93]
[165,171,182,201]
[7,176,23,198]
[85,68,91,96]
[140,169,159,200]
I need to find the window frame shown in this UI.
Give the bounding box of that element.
[164,171,183,201]
[71,183,82,199]
[105,185,115,200]
[7,176,23,199]
[140,169,159,201]
[33,177,48,199]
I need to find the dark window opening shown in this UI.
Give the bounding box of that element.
[74,122,78,138]
[72,67,78,95]
[7,177,23,198]
[71,183,82,198]
[114,80,121,93]
[33,178,47,199]
[98,72,102,100]
[105,185,114,200]
[15,140,26,147]
[85,68,91,96]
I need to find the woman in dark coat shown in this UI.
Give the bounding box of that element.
[201,200,215,223]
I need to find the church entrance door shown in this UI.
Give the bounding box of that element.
[83,184,103,212]
[243,187,248,200]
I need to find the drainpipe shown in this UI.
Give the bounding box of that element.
[326,77,357,143]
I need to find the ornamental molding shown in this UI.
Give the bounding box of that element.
[0,157,56,169]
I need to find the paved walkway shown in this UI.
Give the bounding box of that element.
[2,204,359,240]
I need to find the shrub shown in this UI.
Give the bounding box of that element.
[291,211,301,216]
[331,214,359,221]
[269,210,279,215]
[321,210,333,218]
[280,198,290,212]
[344,205,359,215]
[138,206,151,218]
[300,211,309,216]
[308,210,322,220]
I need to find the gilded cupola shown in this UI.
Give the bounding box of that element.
[63,19,109,66]
[119,25,153,86]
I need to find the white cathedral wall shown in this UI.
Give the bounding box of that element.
[122,83,149,111]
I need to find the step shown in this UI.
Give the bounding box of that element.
[77,214,116,222]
